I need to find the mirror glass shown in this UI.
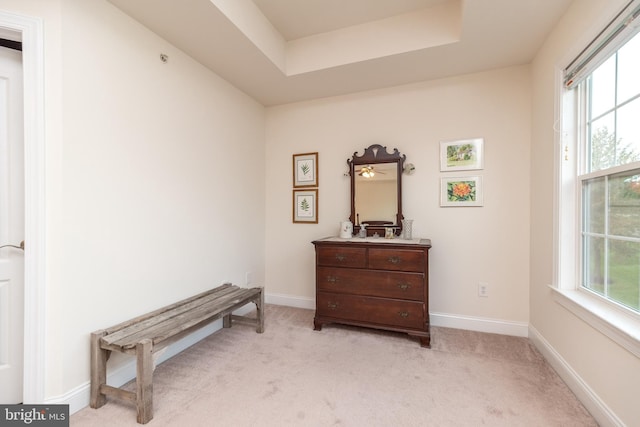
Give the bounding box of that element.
[349,145,405,236]
[354,162,398,224]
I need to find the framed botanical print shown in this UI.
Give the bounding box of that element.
[293,189,318,223]
[293,152,318,188]
[440,176,483,207]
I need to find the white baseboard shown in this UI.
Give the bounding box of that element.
[165,291,529,338]
[430,311,529,337]
[266,294,530,337]
[265,292,314,309]
[528,325,624,427]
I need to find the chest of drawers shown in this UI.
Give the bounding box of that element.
[312,237,432,347]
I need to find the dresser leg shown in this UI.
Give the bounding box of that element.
[313,318,323,331]
[418,336,431,348]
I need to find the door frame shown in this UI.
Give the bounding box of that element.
[0,10,46,404]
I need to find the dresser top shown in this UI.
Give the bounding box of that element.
[313,236,431,248]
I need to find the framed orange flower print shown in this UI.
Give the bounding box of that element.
[440,176,483,207]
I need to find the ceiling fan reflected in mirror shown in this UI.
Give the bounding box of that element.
[358,165,385,178]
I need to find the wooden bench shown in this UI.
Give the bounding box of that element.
[90,283,264,424]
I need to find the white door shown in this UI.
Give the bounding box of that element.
[0,44,25,404]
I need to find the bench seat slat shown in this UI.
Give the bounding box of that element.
[103,284,236,335]
[101,288,261,351]
[101,286,256,345]
[110,293,259,352]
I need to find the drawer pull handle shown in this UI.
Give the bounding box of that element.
[398,283,411,291]
[398,311,409,318]
[388,256,401,264]
[327,302,339,310]
[335,254,346,262]
[326,276,338,284]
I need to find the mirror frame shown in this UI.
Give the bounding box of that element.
[348,144,406,236]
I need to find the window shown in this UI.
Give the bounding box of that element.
[580,31,640,312]
[556,1,640,350]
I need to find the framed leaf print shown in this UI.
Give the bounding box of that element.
[293,152,318,188]
[293,189,318,223]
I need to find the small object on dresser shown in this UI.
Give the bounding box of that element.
[402,219,413,240]
[385,227,394,239]
[339,220,353,238]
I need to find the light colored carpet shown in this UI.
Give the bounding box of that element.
[72,305,596,426]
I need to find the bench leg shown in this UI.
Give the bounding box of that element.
[136,339,154,424]
[223,313,232,328]
[90,331,108,409]
[256,288,265,333]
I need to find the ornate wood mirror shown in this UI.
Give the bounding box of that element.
[348,144,405,236]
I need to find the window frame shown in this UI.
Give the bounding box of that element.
[579,59,640,308]
[553,23,640,358]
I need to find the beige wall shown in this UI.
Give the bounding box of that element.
[530,0,640,425]
[265,65,532,328]
[1,0,266,400]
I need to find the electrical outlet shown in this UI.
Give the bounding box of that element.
[478,282,489,297]
[245,271,252,286]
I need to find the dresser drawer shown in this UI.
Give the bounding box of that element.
[368,248,425,272]
[317,292,425,329]
[317,246,366,268]
[317,267,424,300]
